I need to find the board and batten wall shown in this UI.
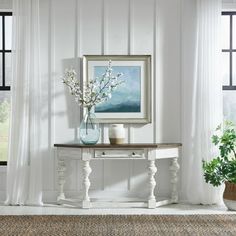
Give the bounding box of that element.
[0,0,181,202]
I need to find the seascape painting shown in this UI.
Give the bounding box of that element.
[94,66,141,113]
[83,55,151,123]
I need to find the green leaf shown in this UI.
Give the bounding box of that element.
[202,120,236,187]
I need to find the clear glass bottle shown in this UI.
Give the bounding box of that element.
[79,108,100,145]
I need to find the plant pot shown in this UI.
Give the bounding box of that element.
[223,181,236,210]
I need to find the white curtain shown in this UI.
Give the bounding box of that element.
[5,0,42,205]
[181,0,223,204]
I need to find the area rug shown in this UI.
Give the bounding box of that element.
[0,215,236,236]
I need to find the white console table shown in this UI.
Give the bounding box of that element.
[54,143,181,209]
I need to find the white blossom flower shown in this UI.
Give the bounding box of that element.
[62,60,124,111]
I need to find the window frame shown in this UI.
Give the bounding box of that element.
[0,12,12,166]
[222,11,236,90]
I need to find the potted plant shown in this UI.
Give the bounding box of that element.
[203,121,236,210]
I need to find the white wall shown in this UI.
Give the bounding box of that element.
[223,0,236,9]
[0,0,181,202]
[0,0,12,10]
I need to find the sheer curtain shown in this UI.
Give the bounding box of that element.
[5,0,43,205]
[181,0,223,204]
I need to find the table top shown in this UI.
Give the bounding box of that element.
[54,143,182,149]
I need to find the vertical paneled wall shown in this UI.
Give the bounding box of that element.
[0,0,181,201]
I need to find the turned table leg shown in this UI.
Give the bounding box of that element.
[170,157,180,203]
[82,160,92,208]
[57,159,66,202]
[148,160,157,208]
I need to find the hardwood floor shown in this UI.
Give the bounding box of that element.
[0,203,235,215]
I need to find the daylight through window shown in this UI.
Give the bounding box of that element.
[0,12,12,165]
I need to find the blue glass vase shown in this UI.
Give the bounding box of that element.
[79,108,100,145]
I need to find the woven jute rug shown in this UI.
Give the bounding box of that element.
[0,215,236,236]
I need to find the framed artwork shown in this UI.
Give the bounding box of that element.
[83,55,152,123]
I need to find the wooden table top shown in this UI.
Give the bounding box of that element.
[54,143,182,149]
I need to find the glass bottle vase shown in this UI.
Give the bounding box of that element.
[79,108,100,145]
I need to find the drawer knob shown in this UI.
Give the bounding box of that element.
[102,152,106,155]
[132,152,135,155]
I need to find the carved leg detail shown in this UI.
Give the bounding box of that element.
[148,160,157,208]
[57,159,66,202]
[170,157,180,203]
[82,160,92,208]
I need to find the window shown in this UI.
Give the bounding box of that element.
[0,12,12,165]
[222,12,236,124]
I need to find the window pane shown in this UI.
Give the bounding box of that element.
[5,53,11,86]
[233,16,236,49]
[233,52,236,86]
[224,91,236,123]
[5,16,12,50]
[0,91,10,162]
[0,17,2,50]
[222,52,230,86]
[0,53,2,86]
[222,15,230,49]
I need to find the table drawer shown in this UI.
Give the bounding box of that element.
[94,149,146,159]
[58,148,81,159]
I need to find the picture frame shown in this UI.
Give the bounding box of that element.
[83,55,152,124]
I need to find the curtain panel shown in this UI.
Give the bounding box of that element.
[181,0,223,204]
[5,0,42,206]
